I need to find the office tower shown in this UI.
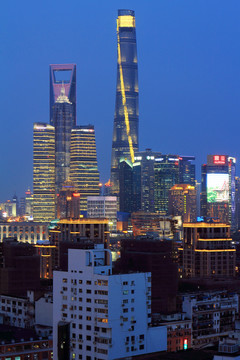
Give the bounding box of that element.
[134,149,162,212]
[25,188,34,217]
[178,156,195,186]
[0,221,49,243]
[12,194,18,216]
[53,86,73,194]
[56,180,80,220]
[168,184,197,222]
[154,155,180,214]
[119,159,141,213]
[110,9,139,195]
[87,196,118,231]
[200,155,236,227]
[50,64,76,125]
[181,222,236,278]
[53,245,167,360]
[70,125,100,211]
[33,123,55,222]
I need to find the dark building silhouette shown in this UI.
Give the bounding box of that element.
[57,180,80,220]
[115,237,178,314]
[0,239,40,296]
[178,156,195,186]
[110,10,139,195]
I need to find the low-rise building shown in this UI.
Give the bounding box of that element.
[182,291,239,348]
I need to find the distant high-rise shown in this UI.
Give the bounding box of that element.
[50,64,76,125]
[110,9,139,195]
[178,156,195,186]
[56,180,80,220]
[154,155,180,215]
[168,184,197,222]
[33,123,55,222]
[70,125,100,211]
[53,86,73,194]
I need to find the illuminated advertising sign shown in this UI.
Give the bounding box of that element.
[207,174,229,203]
[213,155,226,165]
[184,339,188,350]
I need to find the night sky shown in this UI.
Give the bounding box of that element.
[1,0,240,201]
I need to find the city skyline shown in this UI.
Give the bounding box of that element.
[2,0,240,200]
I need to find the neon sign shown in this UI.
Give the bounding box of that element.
[213,155,226,165]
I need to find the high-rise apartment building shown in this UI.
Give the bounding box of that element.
[50,64,76,125]
[33,123,55,222]
[154,155,180,214]
[110,9,139,195]
[53,245,167,360]
[70,125,100,211]
[201,155,236,227]
[169,184,197,222]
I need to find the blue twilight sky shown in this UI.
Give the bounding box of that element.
[1,0,240,201]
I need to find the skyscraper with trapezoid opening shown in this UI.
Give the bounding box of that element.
[110,9,139,195]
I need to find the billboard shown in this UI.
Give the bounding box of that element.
[207,173,229,203]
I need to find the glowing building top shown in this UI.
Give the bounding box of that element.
[110,9,139,196]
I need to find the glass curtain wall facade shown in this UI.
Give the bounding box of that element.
[70,126,100,211]
[50,64,76,126]
[53,87,74,195]
[110,9,139,195]
[33,123,55,222]
[154,155,180,215]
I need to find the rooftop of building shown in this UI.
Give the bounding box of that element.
[0,325,51,344]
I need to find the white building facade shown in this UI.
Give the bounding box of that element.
[87,196,117,231]
[53,245,167,360]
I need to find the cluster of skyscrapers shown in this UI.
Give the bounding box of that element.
[33,65,100,221]
[2,9,240,360]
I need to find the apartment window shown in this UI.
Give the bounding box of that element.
[86,307,91,312]
[86,335,91,341]
[86,316,91,321]
[79,289,82,293]
[123,281,128,286]
[86,280,91,285]
[62,278,67,283]
[123,290,128,295]
[131,290,134,294]
[79,280,82,284]
[86,345,91,351]
[139,344,144,350]
[79,306,82,311]
[72,323,76,328]
[123,309,128,313]
[79,298,82,302]
[86,298,92,303]
[86,289,91,294]
[78,324,82,329]
[86,325,91,331]
[78,344,82,350]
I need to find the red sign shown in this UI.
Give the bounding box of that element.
[213,155,226,165]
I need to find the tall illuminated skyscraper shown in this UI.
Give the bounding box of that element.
[110,9,139,195]
[53,86,73,194]
[50,64,76,125]
[70,125,100,211]
[33,123,55,222]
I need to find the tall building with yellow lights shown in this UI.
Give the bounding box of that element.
[70,125,100,211]
[180,222,236,278]
[33,123,55,222]
[110,9,139,195]
[169,184,197,222]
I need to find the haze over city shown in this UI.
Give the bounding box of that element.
[1,0,240,200]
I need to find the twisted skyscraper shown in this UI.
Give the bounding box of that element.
[110,10,139,195]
